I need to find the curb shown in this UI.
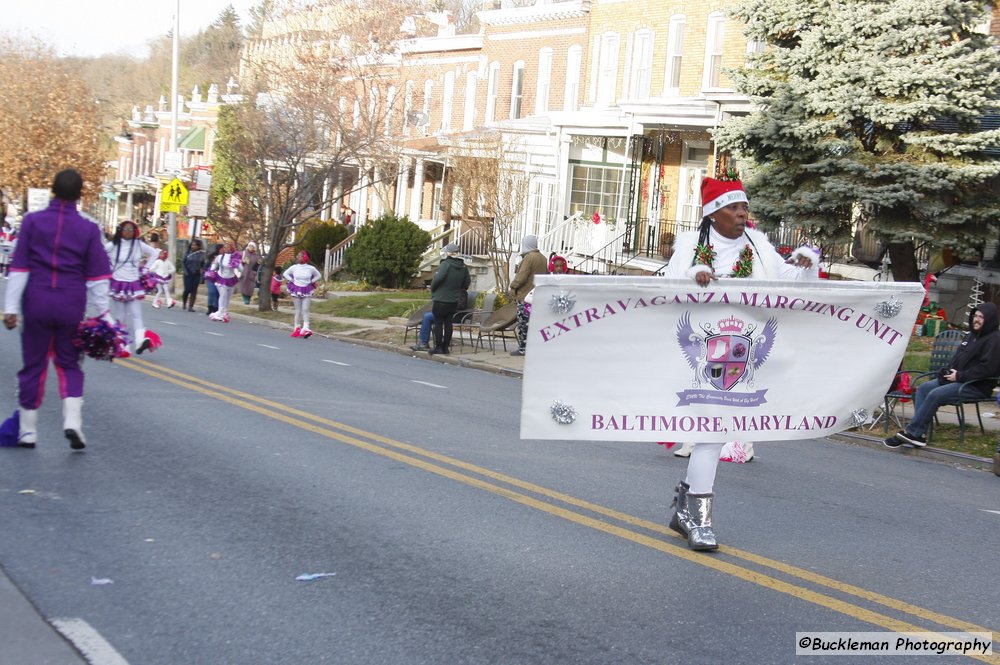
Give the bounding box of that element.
[222,309,525,378]
[828,430,995,472]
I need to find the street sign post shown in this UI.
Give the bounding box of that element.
[27,188,49,212]
[187,190,209,217]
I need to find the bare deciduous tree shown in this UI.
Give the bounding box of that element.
[448,133,531,293]
[213,0,407,310]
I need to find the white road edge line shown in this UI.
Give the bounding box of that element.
[158,321,178,325]
[258,344,280,349]
[980,509,1000,516]
[321,359,350,366]
[51,617,130,665]
[204,331,224,336]
[411,380,446,389]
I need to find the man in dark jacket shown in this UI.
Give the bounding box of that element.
[885,302,1000,448]
[428,243,471,355]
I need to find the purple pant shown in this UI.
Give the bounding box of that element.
[18,284,86,409]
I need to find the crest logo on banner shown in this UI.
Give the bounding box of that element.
[675,312,777,407]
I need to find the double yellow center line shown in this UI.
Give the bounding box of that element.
[122,357,999,663]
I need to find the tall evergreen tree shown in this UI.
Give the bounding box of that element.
[715,0,1000,280]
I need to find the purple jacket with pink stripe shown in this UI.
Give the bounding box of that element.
[10,199,112,294]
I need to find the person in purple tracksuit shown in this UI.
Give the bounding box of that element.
[2,169,112,450]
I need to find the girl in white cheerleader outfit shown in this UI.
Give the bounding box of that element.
[106,220,161,355]
[208,242,241,323]
[282,251,322,338]
[148,249,176,308]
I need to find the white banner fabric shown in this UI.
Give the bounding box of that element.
[520,276,925,443]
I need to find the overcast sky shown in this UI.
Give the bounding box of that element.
[3,0,259,58]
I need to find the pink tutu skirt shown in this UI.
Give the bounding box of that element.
[215,275,238,288]
[287,282,316,298]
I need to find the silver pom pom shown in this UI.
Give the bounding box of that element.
[850,409,869,428]
[550,400,577,425]
[873,295,902,319]
[549,292,576,315]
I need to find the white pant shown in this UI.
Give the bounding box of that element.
[293,297,312,329]
[111,299,144,349]
[684,442,724,494]
[154,283,172,304]
[217,284,234,315]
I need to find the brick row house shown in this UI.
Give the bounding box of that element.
[101,0,758,280]
[103,82,235,239]
[232,0,760,285]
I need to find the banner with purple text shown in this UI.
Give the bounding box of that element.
[520,277,924,443]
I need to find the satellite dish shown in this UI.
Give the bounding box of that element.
[409,111,429,127]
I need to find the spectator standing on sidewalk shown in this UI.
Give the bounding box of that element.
[181,239,205,312]
[509,234,548,357]
[239,241,261,305]
[885,302,1000,449]
[204,243,223,317]
[3,169,112,449]
[427,243,470,356]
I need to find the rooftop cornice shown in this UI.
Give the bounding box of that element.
[399,34,484,54]
[478,0,590,26]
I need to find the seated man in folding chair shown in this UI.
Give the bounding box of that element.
[885,303,1000,448]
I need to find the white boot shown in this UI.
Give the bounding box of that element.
[673,441,695,458]
[18,409,38,447]
[62,397,86,450]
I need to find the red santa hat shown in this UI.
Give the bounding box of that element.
[701,178,749,217]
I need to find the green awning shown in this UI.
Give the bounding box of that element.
[178,126,205,151]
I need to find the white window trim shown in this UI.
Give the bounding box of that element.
[663,15,685,96]
[702,12,727,92]
[563,45,583,112]
[485,61,501,124]
[536,47,553,115]
[403,81,414,132]
[385,86,396,136]
[441,71,455,131]
[463,72,477,131]
[596,32,620,107]
[629,29,654,99]
[510,60,525,120]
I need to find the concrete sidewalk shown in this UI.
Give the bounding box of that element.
[0,566,87,664]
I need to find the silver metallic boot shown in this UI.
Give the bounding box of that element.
[668,481,719,551]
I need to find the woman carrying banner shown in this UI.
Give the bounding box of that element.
[661,176,819,551]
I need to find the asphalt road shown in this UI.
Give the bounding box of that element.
[0,303,998,664]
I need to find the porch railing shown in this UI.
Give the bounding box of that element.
[324,232,358,280]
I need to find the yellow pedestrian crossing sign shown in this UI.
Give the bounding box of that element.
[163,178,189,206]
